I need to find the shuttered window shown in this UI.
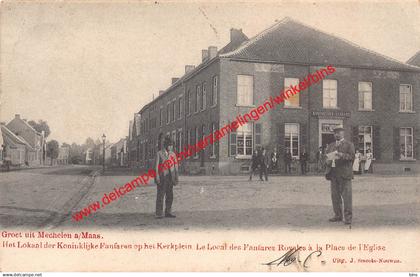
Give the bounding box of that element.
[400,127,414,159]
[284,78,300,107]
[399,84,413,112]
[323,80,337,108]
[255,123,262,147]
[285,123,300,158]
[237,75,253,106]
[358,82,373,110]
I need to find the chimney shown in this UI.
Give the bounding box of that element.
[171,77,179,84]
[185,65,195,74]
[159,90,165,96]
[230,28,244,42]
[15,114,20,119]
[208,46,218,59]
[202,49,209,62]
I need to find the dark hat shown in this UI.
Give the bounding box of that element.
[333,126,345,132]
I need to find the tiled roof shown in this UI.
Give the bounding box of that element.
[17,135,35,150]
[220,17,420,72]
[407,51,420,67]
[1,125,33,149]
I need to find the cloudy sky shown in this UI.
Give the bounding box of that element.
[1,0,419,144]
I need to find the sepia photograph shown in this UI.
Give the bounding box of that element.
[0,0,419,273]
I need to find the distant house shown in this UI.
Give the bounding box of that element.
[6,114,46,166]
[85,148,93,164]
[1,123,34,166]
[127,113,141,168]
[57,146,70,165]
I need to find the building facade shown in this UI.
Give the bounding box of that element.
[1,123,29,166]
[128,18,420,175]
[6,114,46,166]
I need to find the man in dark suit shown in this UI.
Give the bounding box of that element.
[270,147,279,172]
[284,148,292,174]
[154,135,179,218]
[299,148,308,175]
[249,148,259,181]
[325,127,355,225]
[259,147,269,181]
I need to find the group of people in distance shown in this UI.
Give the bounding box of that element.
[249,146,310,181]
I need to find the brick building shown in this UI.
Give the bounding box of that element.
[128,18,420,175]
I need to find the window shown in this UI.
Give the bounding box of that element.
[359,82,372,110]
[171,131,176,148]
[237,75,253,106]
[195,86,200,113]
[177,129,182,153]
[186,90,191,115]
[178,97,183,119]
[211,76,218,106]
[284,78,300,107]
[210,123,216,158]
[172,101,176,122]
[194,127,199,158]
[202,82,206,111]
[400,84,413,112]
[255,123,262,147]
[323,80,337,108]
[201,125,206,158]
[166,103,170,124]
[400,128,413,159]
[159,107,163,126]
[236,123,253,157]
[285,123,299,158]
[358,126,373,156]
[186,129,191,159]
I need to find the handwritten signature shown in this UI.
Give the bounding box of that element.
[262,247,325,269]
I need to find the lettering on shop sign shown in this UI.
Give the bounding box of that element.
[311,111,351,118]
[255,63,284,73]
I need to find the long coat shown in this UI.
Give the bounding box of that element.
[325,140,355,180]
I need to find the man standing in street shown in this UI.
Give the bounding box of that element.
[325,127,355,225]
[316,146,325,172]
[154,135,179,218]
[300,148,308,175]
[249,148,259,181]
[270,147,279,172]
[259,147,269,181]
[284,148,292,174]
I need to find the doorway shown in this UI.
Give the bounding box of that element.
[321,133,335,148]
[318,119,343,148]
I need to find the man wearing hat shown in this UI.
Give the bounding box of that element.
[325,126,355,225]
[154,134,179,218]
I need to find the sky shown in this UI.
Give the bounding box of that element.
[1,0,419,145]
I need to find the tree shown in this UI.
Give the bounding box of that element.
[84,137,95,150]
[62,142,71,147]
[46,140,59,165]
[28,120,51,138]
